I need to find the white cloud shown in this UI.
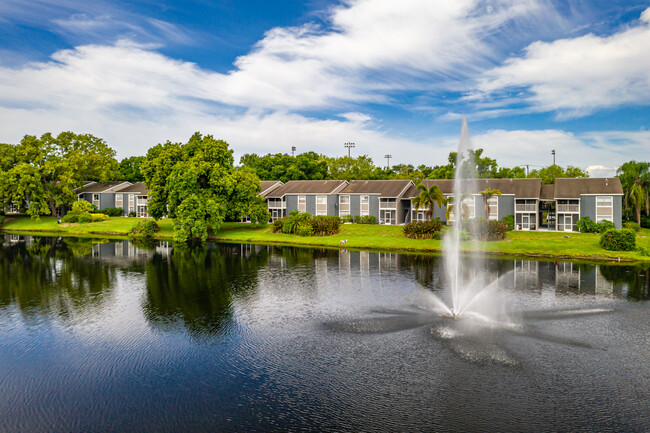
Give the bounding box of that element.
[475,7,650,116]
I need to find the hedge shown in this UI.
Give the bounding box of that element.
[600,228,636,251]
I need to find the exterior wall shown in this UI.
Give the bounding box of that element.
[306,195,316,215]
[498,195,515,221]
[613,195,622,228]
[349,195,361,216]
[327,194,338,216]
[285,195,298,214]
[474,195,485,219]
[433,202,447,221]
[401,200,411,223]
[580,196,596,222]
[396,198,405,224]
[100,192,115,210]
[369,196,380,220]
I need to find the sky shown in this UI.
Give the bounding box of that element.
[1,0,649,176]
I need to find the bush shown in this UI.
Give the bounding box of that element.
[341,215,354,223]
[296,224,313,237]
[76,212,93,223]
[62,211,93,224]
[641,215,650,229]
[271,218,286,233]
[403,219,444,239]
[596,219,616,233]
[90,213,110,222]
[623,221,641,232]
[72,201,94,213]
[129,211,136,217]
[311,216,342,236]
[599,228,636,251]
[466,219,509,241]
[502,215,514,231]
[353,215,377,224]
[99,207,123,217]
[576,216,598,233]
[62,213,78,223]
[129,220,160,241]
[283,210,312,234]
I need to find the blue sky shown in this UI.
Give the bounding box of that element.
[1,0,649,176]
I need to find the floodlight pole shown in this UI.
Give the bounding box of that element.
[551,149,556,166]
[344,142,355,157]
[385,154,392,169]
[291,146,296,157]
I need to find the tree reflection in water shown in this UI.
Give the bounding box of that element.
[0,237,115,322]
[143,243,269,341]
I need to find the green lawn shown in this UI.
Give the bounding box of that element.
[2,216,649,263]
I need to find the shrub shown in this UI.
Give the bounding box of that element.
[600,228,636,251]
[641,215,650,229]
[62,211,93,223]
[90,213,110,222]
[99,207,123,217]
[341,215,354,223]
[502,215,514,231]
[466,219,509,241]
[576,216,598,233]
[129,211,136,217]
[71,200,94,213]
[596,219,616,233]
[311,216,342,236]
[403,219,444,239]
[353,215,376,224]
[623,221,640,232]
[76,212,93,223]
[129,220,160,241]
[62,213,78,223]
[271,218,286,233]
[296,224,313,237]
[282,210,312,234]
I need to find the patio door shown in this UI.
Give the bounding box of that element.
[380,209,395,225]
[522,215,530,230]
[564,215,573,232]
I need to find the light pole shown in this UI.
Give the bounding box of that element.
[551,149,556,166]
[385,154,392,169]
[344,142,355,157]
[291,146,296,157]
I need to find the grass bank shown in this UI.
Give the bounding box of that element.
[2,216,650,263]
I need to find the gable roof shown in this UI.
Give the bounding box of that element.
[403,178,543,198]
[265,180,348,198]
[260,181,283,198]
[540,184,555,200]
[115,182,150,194]
[339,180,414,198]
[554,178,623,198]
[78,181,131,193]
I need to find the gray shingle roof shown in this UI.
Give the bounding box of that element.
[115,182,150,194]
[339,180,413,197]
[260,181,283,197]
[554,178,623,198]
[265,180,348,197]
[78,181,131,193]
[403,178,543,198]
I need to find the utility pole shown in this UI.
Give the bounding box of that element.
[526,164,529,176]
[344,142,355,157]
[291,146,296,157]
[551,149,556,166]
[385,154,392,169]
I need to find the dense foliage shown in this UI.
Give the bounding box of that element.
[623,221,640,232]
[129,220,160,241]
[115,156,146,183]
[0,132,118,218]
[142,132,268,242]
[576,216,598,233]
[502,215,514,231]
[98,207,123,217]
[240,152,328,182]
[403,219,444,239]
[270,211,341,237]
[616,161,649,225]
[600,229,636,251]
[412,183,445,221]
[466,219,509,241]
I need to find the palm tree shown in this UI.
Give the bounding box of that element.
[480,187,502,220]
[445,197,469,222]
[411,183,445,221]
[626,177,649,224]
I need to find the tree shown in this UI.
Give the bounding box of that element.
[528,164,589,184]
[0,132,118,218]
[626,178,649,225]
[143,132,266,242]
[617,161,650,224]
[240,152,328,182]
[115,156,146,182]
[326,155,383,180]
[480,188,502,219]
[411,183,445,221]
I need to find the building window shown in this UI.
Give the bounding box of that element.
[115,194,123,209]
[137,196,149,217]
[316,195,327,216]
[379,198,397,208]
[488,196,498,220]
[412,210,427,222]
[92,194,100,208]
[77,194,84,201]
[298,195,306,212]
[360,195,369,216]
[596,196,613,222]
[339,195,350,216]
[463,197,475,219]
[128,194,135,213]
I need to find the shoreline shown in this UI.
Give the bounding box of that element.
[2,217,649,265]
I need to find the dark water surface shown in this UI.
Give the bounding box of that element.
[0,235,649,432]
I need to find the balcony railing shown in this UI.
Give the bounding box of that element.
[557,204,579,213]
[515,204,536,212]
[268,201,285,209]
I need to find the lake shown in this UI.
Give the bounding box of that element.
[0,235,648,432]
